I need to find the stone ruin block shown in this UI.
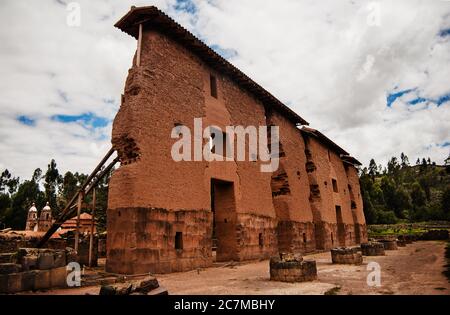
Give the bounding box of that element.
[99,275,165,295]
[331,247,363,265]
[361,242,385,256]
[398,234,416,244]
[50,267,68,288]
[397,240,406,247]
[0,247,72,293]
[34,270,51,290]
[270,253,317,283]
[378,239,398,250]
[21,271,36,291]
[0,272,22,294]
[0,253,16,264]
[0,263,22,275]
[17,248,68,271]
[419,229,449,240]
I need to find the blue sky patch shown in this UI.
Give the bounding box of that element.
[386,88,415,107]
[174,0,197,14]
[210,44,238,59]
[441,141,450,147]
[387,87,450,107]
[51,112,110,128]
[408,97,427,105]
[436,93,450,106]
[17,115,36,126]
[439,29,450,37]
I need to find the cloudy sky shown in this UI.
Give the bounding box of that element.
[0,0,449,180]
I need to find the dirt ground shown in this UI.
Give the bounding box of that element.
[28,240,449,295]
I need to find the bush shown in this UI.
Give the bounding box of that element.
[376,210,398,224]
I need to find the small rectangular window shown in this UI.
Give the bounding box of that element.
[210,128,229,157]
[332,179,338,192]
[175,232,183,250]
[303,233,307,243]
[210,74,218,98]
[258,233,263,247]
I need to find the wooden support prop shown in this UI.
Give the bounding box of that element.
[88,188,96,267]
[37,148,116,248]
[136,23,143,67]
[74,192,83,254]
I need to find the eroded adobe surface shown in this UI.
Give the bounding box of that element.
[106,6,368,274]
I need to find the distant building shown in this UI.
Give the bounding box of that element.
[25,202,95,235]
[25,203,38,231]
[60,213,96,235]
[38,202,52,232]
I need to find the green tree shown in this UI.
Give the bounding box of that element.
[387,157,401,179]
[6,169,45,229]
[368,159,378,180]
[400,152,410,168]
[442,186,450,218]
[44,159,62,217]
[1,169,19,195]
[410,182,426,208]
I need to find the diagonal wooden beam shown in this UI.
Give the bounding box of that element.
[37,148,117,248]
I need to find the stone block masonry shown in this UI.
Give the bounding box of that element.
[269,253,317,282]
[331,247,363,265]
[361,242,385,256]
[106,6,368,275]
[0,248,72,294]
[379,240,398,250]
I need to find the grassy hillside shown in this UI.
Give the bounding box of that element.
[360,155,450,224]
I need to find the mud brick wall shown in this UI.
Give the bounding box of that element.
[107,13,368,274]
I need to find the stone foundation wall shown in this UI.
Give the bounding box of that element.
[235,213,278,261]
[277,221,315,254]
[107,207,212,274]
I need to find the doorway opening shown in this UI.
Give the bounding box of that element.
[335,205,346,246]
[211,179,237,262]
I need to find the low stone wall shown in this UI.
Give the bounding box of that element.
[398,235,415,244]
[397,240,407,247]
[419,229,449,240]
[269,253,317,283]
[361,242,385,256]
[379,240,398,250]
[0,248,75,294]
[331,247,363,265]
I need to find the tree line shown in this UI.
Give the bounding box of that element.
[360,153,450,224]
[1,153,449,231]
[0,160,111,232]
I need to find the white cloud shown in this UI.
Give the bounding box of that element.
[0,0,449,181]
